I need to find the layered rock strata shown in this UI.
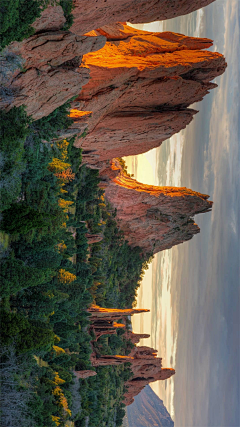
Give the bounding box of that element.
[100,159,213,254]
[1,31,105,119]
[73,24,226,164]
[70,0,216,35]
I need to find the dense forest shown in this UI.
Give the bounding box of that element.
[0,3,153,426]
[0,104,151,426]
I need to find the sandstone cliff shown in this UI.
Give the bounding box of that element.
[100,159,213,254]
[70,0,216,35]
[72,24,226,164]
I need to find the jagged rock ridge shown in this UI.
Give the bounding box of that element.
[72,24,226,164]
[100,159,213,254]
[87,305,175,406]
[70,0,216,35]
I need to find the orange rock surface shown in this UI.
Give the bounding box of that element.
[100,159,213,254]
[88,304,149,321]
[73,25,226,164]
[70,0,216,35]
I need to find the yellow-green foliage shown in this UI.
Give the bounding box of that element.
[48,158,71,173]
[58,269,76,284]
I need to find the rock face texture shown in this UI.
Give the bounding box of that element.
[70,0,216,35]
[73,370,97,379]
[2,32,105,119]
[88,305,174,405]
[73,25,226,164]
[124,347,175,405]
[32,5,66,32]
[100,159,213,254]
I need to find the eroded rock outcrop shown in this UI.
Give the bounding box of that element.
[73,370,97,379]
[70,0,216,35]
[100,159,213,254]
[32,5,66,32]
[73,25,226,164]
[88,304,149,321]
[1,32,105,119]
[124,347,175,405]
[87,304,174,405]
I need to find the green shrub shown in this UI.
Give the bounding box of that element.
[59,0,74,30]
[0,0,41,49]
[0,257,53,297]
[31,102,73,142]
[0,107,29,211]
[0,310,55,353]
[0,203,56,235]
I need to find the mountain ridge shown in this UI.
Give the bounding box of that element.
[127,385,174,427]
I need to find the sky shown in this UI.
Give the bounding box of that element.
[126,1,240,426]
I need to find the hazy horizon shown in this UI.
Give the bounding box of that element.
[127,1,239,426]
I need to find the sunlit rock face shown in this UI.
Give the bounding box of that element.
[73,24,226,164]
[2,32,105,119]
[100,159,213,254]
[70,0,216,35]
[87,305,175,405]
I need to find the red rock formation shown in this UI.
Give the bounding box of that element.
[86,233,104,244]
[70,0,216,35]
[32,5,66,32]
[3,32,105,119]
[73,25,226,163]
[100,159,212,254]
[88,304,174,405]
[89,345,175,405]
[124,346,175,405]
[88,304,149,320]
[126,331,150,344]
[73,370,97,379]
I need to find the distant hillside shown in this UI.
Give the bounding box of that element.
[126,385,174,427]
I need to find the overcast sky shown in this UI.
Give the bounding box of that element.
[129,1,239,425]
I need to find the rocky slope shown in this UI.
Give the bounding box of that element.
[70,0,216,35]
[127,385,174,427]
[100,159,213,254]
[72,24,226,164]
